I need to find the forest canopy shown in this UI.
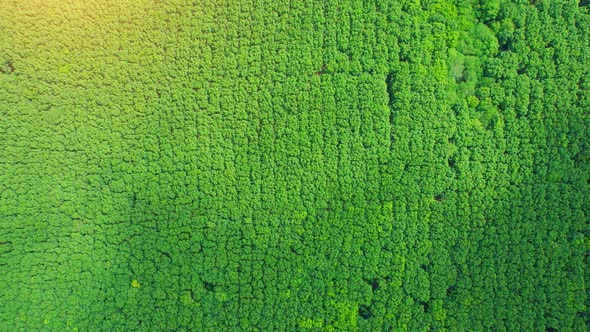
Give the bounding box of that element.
[0,0,589,330]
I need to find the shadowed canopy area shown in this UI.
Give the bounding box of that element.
[0,0,589,330]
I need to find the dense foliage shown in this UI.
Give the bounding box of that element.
[1,0,589,330]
